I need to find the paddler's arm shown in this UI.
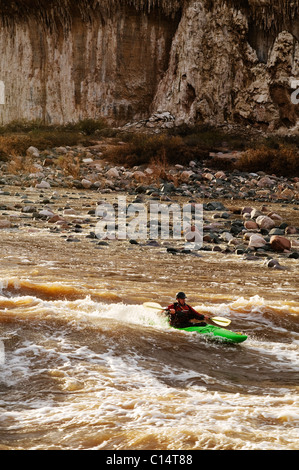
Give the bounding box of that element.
[167,304,186,317]
[167,304,176,315]
[189,305,210,322]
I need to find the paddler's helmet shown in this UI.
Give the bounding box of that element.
[176,292,186,299]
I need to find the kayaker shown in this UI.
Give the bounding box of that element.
[166,292,210,328]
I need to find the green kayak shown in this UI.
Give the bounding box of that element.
[176,324,247,344]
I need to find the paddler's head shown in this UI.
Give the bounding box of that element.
[176,291,186,305]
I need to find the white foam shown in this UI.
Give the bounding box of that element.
[0,324,298,450]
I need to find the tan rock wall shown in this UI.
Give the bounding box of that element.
[0,4,180,124]
[0,0,298,130]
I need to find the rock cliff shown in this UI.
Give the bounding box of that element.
[0,0,298,131]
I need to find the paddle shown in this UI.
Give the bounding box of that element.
[143,302,231,327]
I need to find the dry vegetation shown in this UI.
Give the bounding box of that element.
[105,125,299,178]
[103,133,208,167]
[0,119,108,161]
[55,153,81,178]
[0,119,298,178]
[235,145,299,177]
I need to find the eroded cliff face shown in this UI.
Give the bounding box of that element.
[0,0,298,131]
[153,0,299,131]
[0,1,181,124]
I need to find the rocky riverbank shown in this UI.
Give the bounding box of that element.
[0,141,298,203]
[0,141,298,273]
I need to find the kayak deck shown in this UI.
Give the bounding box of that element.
[175,324,247,344]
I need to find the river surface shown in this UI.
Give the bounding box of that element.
[0,187,298,450]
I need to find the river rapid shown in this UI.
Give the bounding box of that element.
[0,187,298,451]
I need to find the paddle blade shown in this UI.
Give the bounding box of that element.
[211,316,231,326]
[194,307,231,326]
[143,302,164,310]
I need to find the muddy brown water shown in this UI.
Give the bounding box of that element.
[0,187,298,450]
